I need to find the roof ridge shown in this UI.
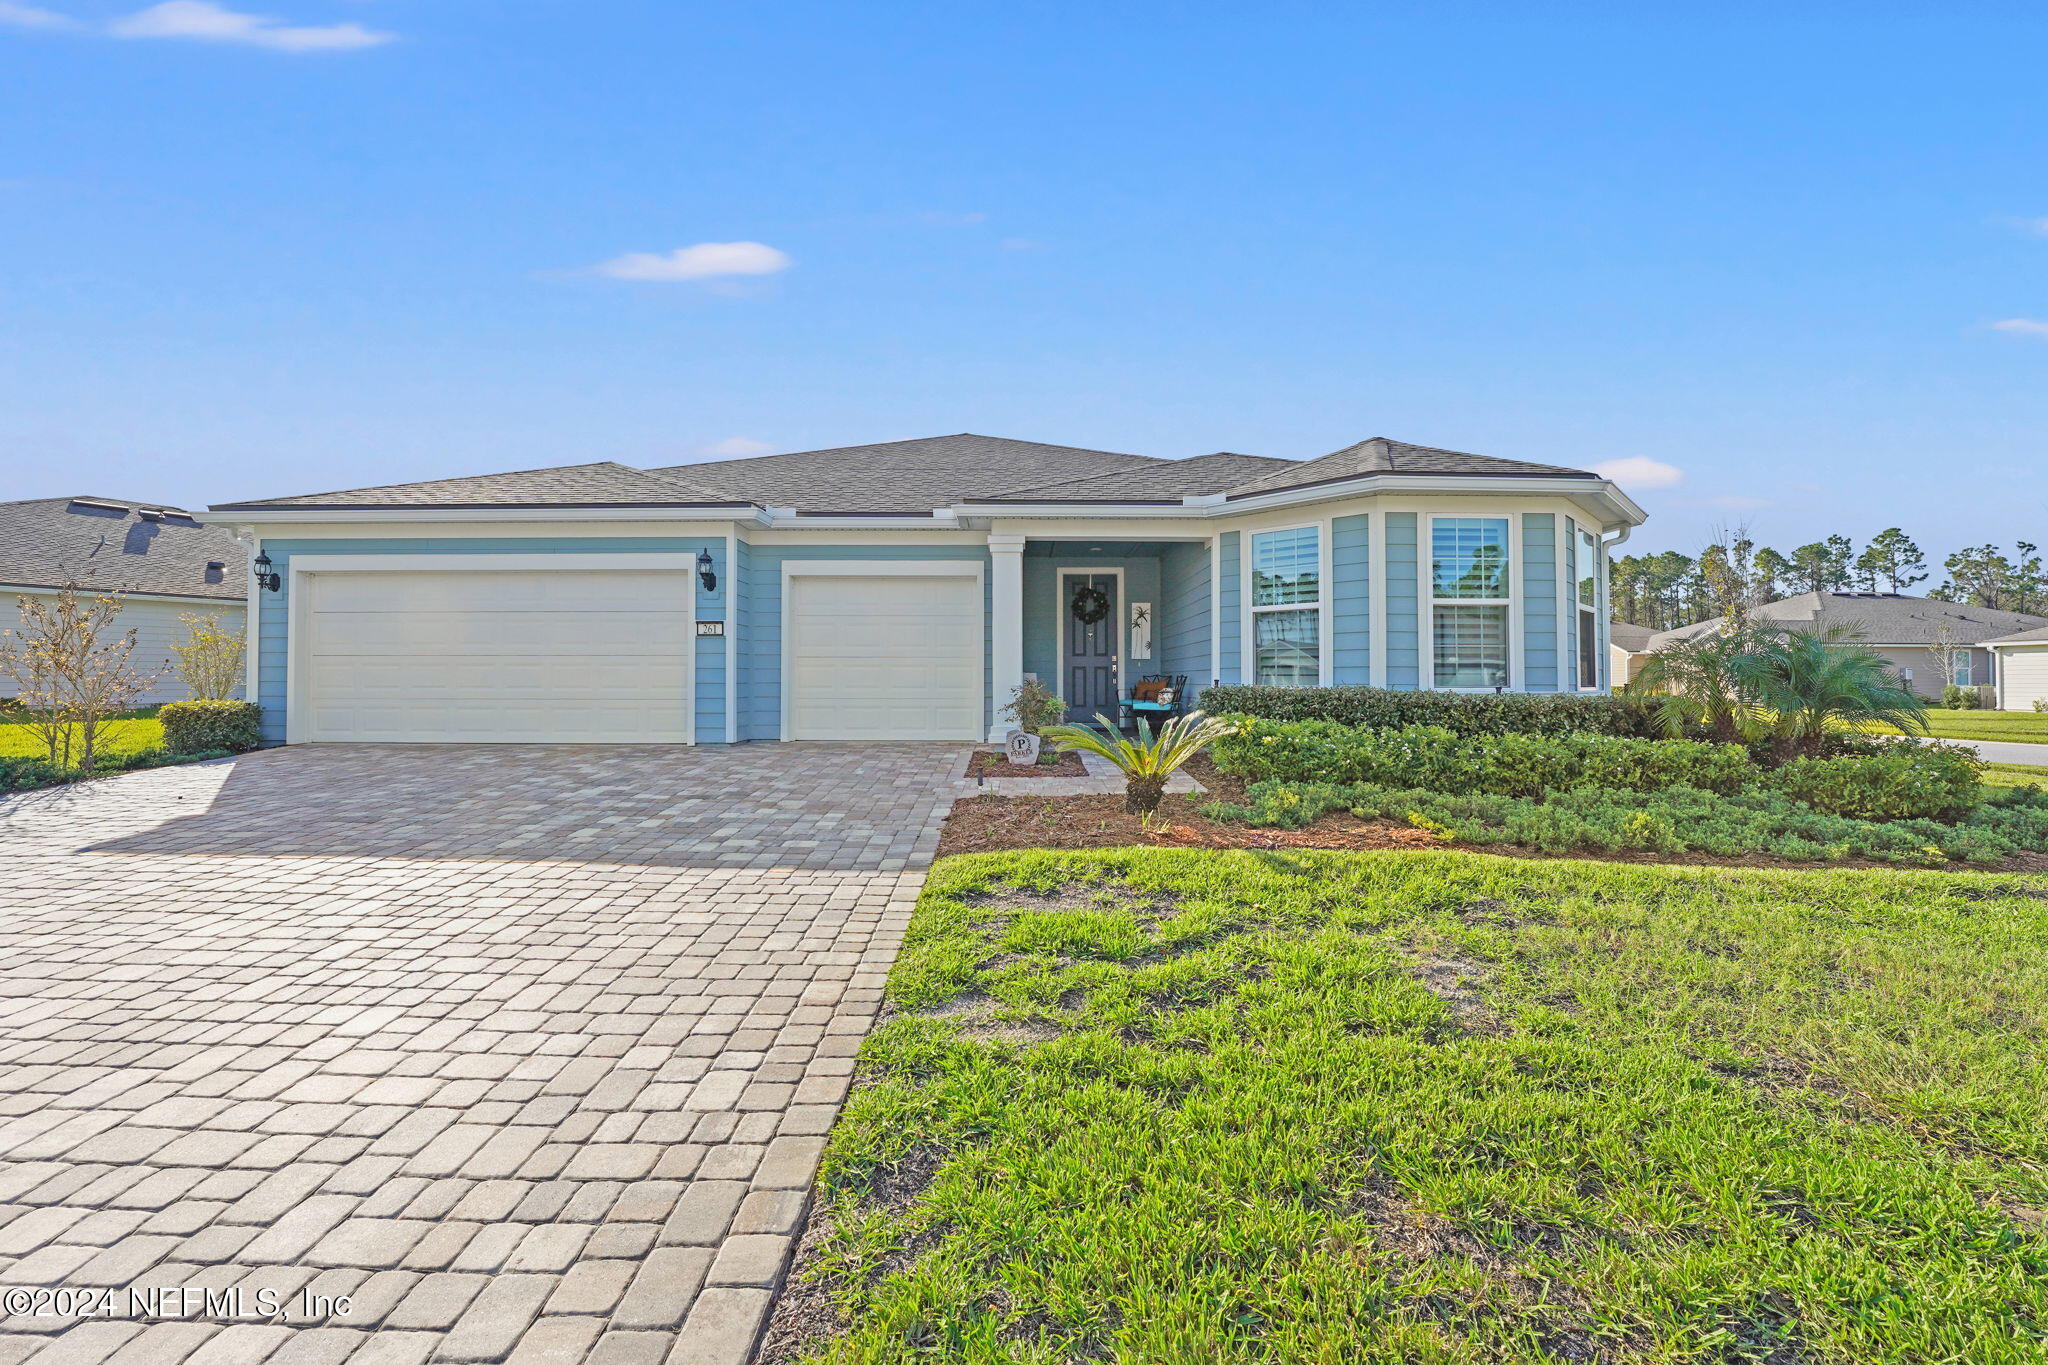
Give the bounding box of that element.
[220,460,652,509]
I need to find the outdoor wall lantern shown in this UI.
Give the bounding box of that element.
[253,551,281,593]
[696,549,717,594]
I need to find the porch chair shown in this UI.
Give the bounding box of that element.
[1121,674,1189,732]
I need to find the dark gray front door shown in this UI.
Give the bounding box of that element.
[1061,572,1119,721]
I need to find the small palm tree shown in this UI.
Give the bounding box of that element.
[1735,625,1928,759]
[1632,626,1771,744]
[1041,709,1239,824]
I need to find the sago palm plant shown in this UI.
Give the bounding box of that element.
[1042,709,1239,823]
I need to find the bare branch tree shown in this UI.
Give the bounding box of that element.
[171,613,245,701]
[0,584,161,771]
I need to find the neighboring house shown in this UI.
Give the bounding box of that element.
[1608,620,1656,686]
[206,433,1647,746]
[1984,625,2048,711]
[1648,592,2048,702]
[1,496,248,706]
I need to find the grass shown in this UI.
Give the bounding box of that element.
[0,715,163,761]
[786,848,2048,1364]
[1865,709,2048,744]
[1981,763,2048,796]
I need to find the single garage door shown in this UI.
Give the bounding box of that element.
[296,569,692,743]
[786,572,983,740]
[2000,646,2048,712]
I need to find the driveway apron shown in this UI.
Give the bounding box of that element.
[0,742,970,1365]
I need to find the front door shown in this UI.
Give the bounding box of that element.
[1060,572,1119,721]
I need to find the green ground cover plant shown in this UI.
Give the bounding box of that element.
[782,849,2048,1364]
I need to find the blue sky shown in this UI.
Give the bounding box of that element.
[3,2,2045,564]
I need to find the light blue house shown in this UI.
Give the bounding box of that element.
[208,434,1646,745]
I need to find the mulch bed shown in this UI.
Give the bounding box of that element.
[937,755,2048,873]
[965,749,1087,779]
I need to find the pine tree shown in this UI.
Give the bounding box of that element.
[1856,528,1927,593]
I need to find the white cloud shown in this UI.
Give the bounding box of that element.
[1992,318,2048,338]
[110,1,392,51]
[698,437,775,459]
[592,242,793,283]
[1590,456,1684,489]
[0,2,76,29]
[2013,218,2048,237]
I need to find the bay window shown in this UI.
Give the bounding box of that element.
[1251,526,1321,686]
[1431,517,1510,689]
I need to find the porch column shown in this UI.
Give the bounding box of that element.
[989,533,1027,741]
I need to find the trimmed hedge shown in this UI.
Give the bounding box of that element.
[1206,780,2048,866]
[1768,746,1982,822]
[159,700,263,755]
[1211,718,1760,798]
[1213,717,1987,823]
[1197,685,1657,737]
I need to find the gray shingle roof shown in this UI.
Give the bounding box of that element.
[979,451,1299,502]
[213,462,746,510]
[0,496,245,600]
[1609,621,1657,652]
[1984,624,2048,646]
[651,434,1161,514]
[1650,593,2048,649]
[1223,437,1596,498]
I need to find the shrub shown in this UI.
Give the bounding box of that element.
[1206,779,2048,866]
[1195,685,1657,738]
[1043,710,1238,822]
[0,755,64,792]
[1766,744,1982,822]
[1209,718,1758,797]
[1941,685,1981,710]
[158,700,263,755]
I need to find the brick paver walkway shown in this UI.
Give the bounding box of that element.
[0,743,970,1365]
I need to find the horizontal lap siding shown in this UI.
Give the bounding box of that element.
[4,592,246,707]
[1159,542,1210,702]
[1521,513,1558,692]
[739,543,990,741]
[1331,515,1369,685]
[1384,513,1419,689]
[1216,533,1241,685]
[254,537,719,746]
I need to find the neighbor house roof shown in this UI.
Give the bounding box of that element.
[1222,437,1596,499]
[214,432,1611,518]
[212,461,745,510]
[1982,624,2048,647]
[0,496,245,600]
[1649,593,2048,650]
[980,452,1299,502]
[1609,621,1656,652]
[649,434,1162,514]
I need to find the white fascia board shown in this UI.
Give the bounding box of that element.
[209,506,757,527]
[953,475,1647,528]
[2,585,246,608]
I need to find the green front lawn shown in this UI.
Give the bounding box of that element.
[785,849,2048,1364]
[0,716,164,761]
[1867,709,2048,744]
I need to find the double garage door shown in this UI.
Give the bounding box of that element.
[292,563,983,743]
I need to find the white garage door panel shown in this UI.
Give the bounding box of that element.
[298,569,691,743]
[2002,649,2048,711]
[787,575,982,741]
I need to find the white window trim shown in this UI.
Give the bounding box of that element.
[282,552,700,747]
[1053,565,1127,718]
[1572,525,1601,691]
[775,559,986,741]
[1424,514,1520,692]
[1241,520,1330,688]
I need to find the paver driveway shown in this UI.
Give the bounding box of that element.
[0,742,970,1365]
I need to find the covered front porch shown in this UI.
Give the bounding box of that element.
[987,533,1213,739]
